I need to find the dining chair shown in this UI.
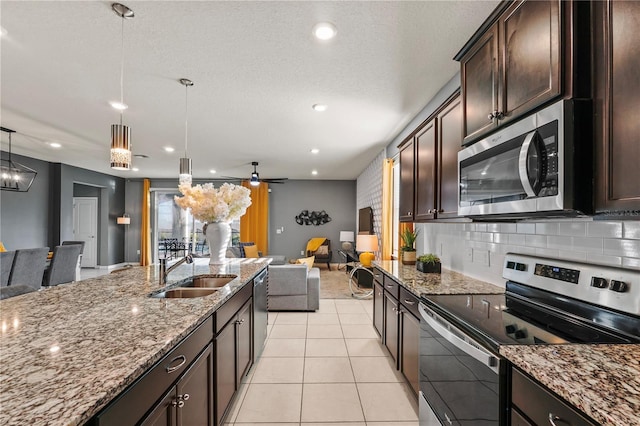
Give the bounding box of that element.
[1,251,16,287]
[44,245,83,286]
[8,247,49,289]
[61,240,85,281]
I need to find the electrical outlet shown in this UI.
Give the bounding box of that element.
[301,250,304,255]
[137,249,140,255]
[276,229,282,234]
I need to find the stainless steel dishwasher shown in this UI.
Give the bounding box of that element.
[253,268,268,361]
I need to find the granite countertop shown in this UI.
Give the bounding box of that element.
[0,258,270,426]
[374,260,504,297]
[501,344,640,426]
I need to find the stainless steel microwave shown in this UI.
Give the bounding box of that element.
[457,100,592,218]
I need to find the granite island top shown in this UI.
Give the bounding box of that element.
[374,260,504,297]
[501,344,640,426]
[0,258,270,426]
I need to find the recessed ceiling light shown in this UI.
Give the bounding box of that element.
[109,101,128,110]
[312,22,337,41]
[310,148,320,154]
[49,142,62,148]
[132,167,139,172]
[209,169,217,174]
[312,104,327,112]
[164,147,175,153]
[311,170,318,175]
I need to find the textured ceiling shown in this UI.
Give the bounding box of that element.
[0,1,499,181]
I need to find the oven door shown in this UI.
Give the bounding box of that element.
[419,303,506,426]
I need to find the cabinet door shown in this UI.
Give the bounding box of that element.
[215,321,236,425]
[414,120,437,221]
[140,387,177,426]
[236,299,253,384]
[500,0,561,123]
[373,281,384,337]
[461,23,499,144]
[177,344,214,426]
[383,293,399,366]
[436,95,462,219]
[594,0,640,213]
[399,140,415,222]
[400,309,420,398]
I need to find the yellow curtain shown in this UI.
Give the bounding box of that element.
[399,222,414,258]
[240,181,269,255]
[381,158,394,260]
[140,179,152,266]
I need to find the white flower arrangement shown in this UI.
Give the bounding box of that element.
[175,182,252,223]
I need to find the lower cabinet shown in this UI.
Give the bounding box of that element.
[383,292,399,366]
[399,307,419,397]
[373,280,384,337]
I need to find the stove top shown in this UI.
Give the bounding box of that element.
[421,254,640,351]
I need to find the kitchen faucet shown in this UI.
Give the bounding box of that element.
[158,254,194,285]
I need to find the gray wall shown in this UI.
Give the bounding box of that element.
[269,180,357,262]
[0,151,51,250]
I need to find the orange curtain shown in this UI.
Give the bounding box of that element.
[240,181,269,255]
[381,158,394,260]
[399,222,414,257]
[140,179,152,266]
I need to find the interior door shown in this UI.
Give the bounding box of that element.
[73,197,97,267]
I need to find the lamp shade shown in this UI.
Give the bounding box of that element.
[339,231,354,242]
[356,234,379,252]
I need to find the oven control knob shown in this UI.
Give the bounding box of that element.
[591,277,608,289]
[609,280,627,292]
[515,329,527,339]
[505,324,517,334]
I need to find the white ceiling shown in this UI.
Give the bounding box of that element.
[1,1,498,181]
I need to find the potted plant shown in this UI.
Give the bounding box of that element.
[400,228,419,265]
[416,253,442,273]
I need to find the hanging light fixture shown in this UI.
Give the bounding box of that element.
[250,161,260,186]
[110,3,134,170]
[178,78,194,185]
[0,127,37,192]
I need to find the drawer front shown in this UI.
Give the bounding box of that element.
[373,268,384,286]
[94,316,214,425]
[215,281,253,334]
[512,368,597,426]
[383,275,400,299]
[399,287,419,319]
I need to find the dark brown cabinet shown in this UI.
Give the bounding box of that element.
[458,0,562,145]
[373,276,384,337]
[399,140,415,221]
[383,292,399,365]
[436,96,462,219]
[593,0,640,214]
[399,306,419,397]
[415,120,437,221]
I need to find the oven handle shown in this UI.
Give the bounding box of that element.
[518,131,538,198]
[419,304,499,374]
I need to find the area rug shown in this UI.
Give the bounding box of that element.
[319,264,373,299]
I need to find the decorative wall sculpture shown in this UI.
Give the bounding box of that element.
[295,210,332,226]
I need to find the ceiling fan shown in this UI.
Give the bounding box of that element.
[248,161,288,186]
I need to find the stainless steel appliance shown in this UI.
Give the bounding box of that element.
[419,254,640,426]
[457,100,592,218]
[253,268,268,361]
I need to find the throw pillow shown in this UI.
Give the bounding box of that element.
[243,244,260,258]
[0,241,5,252]
[315,245,328,255]
[238,242,255,257]
[296,255,315,271]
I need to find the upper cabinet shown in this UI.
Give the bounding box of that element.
[457,0,562,145]
[399,139,415,222]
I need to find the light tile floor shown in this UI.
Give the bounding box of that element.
[226,298,419,426]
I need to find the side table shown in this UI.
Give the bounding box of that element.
[338,250,373,288]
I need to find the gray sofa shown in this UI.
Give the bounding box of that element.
[225,246,287,265]
[267,264,320,311]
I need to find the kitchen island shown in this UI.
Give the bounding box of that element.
[0,258,270,425]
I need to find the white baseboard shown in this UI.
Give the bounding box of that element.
[87,262,140,270]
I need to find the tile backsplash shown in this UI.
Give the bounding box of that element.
[416,219,640,287]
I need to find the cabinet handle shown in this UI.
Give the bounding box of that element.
[236,318,246,325]
[548,413,569,426]
[488,111,495,120]
[407,211,412,215]
[172,400,185,408]
[404,299,416,305]
[495,111,504,120]
[179,393,190,401]
[385,284,394,289]
[165,355,187,373]
[377,292,383,296]
[438,209,444,213]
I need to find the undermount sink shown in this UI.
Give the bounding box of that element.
[152,288,220,298]
[150,274,238,298]
[186,274,237,288]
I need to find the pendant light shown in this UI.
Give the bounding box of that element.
[110,3,134,171]
[0,127,37,192]
[178,78,194,185]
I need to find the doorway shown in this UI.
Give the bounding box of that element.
[73,197,98,267]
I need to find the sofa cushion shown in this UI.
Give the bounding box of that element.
[244,244,260,258]
[268,264,309,296]
[238,242,255,257]
[296,256,315,271]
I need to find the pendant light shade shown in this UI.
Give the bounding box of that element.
[1,127,37,192]
[110,3,134,171]
[179,78,194,185]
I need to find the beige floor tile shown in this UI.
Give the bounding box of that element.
[336,302,367,314]
[307,313,340,325]
[318,299,337,313]
[342,324,379,339]
[262,338,306,357]
[304,423,365,426]
[268,312,278,324]
[307,324,344,338]
[365,422,419,426]
[251,357,305,383]
[266,323,274,338]
[303,357,355,383]
[357,383,418,422]
[305,338,348,357]
[301,383,365,422]
[339,313,372,325]
[236,424,299,426]
[236,383,303,423]
[351,357,404,383]
[276,312,309,324]
[345,339,389,357]
[270,324,307,339]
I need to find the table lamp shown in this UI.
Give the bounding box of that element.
[340,231,355,251]
[356,234,378,267]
